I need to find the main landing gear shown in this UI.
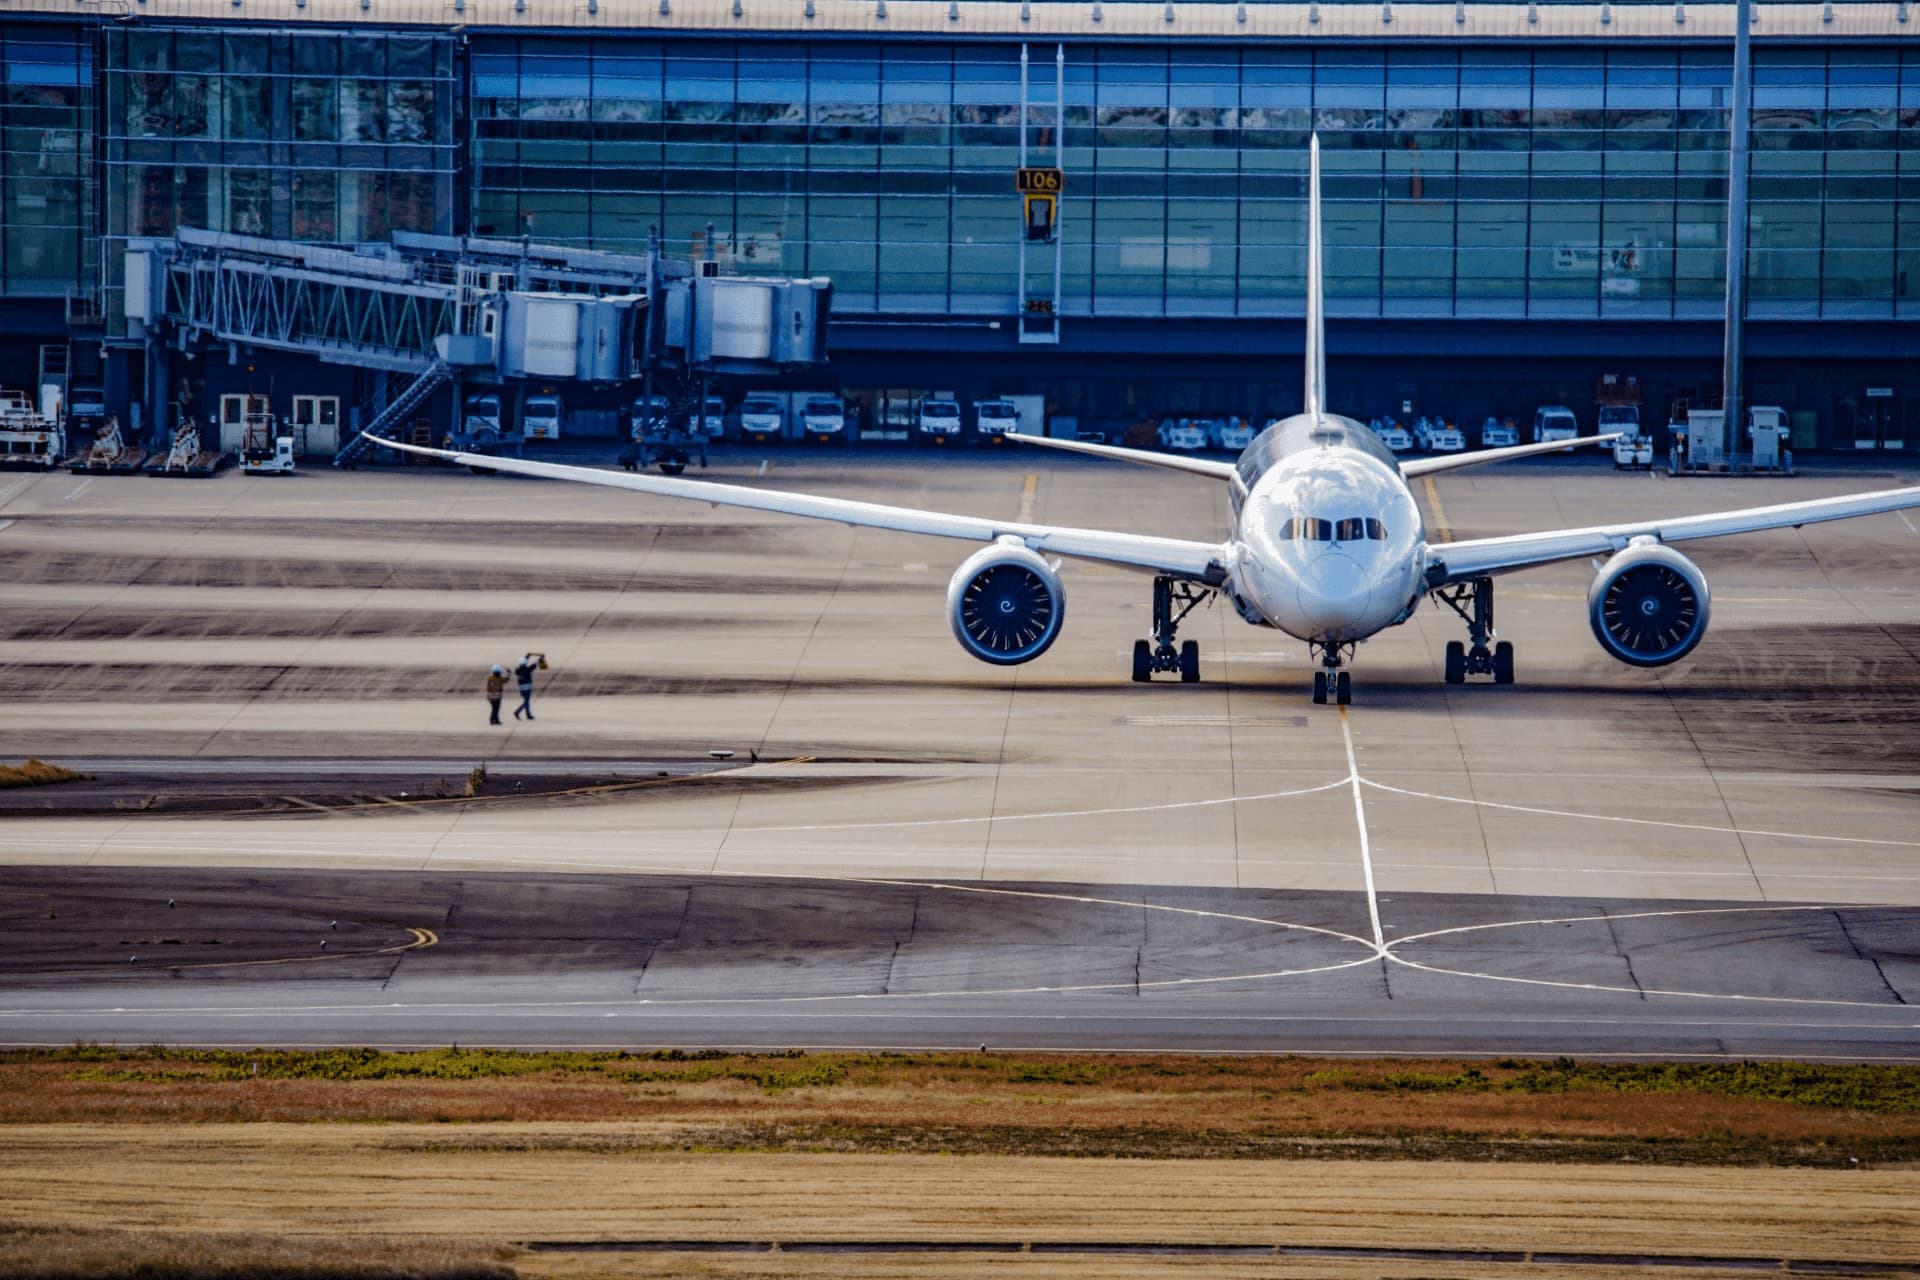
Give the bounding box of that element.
[1131,575,1211,683]
[1310,642,1354,706]
[1434,575,1515,686]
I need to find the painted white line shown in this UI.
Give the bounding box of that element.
[1899,511,1918,535]
[728,777,1350,835]
[1360,776,1920,851]
[0,478,30,508]
[1337,708,1385,952]
[62,477,93,503]
[1391,901,1888,950]
[0,519,12,533]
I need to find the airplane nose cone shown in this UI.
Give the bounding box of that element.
[1297,551,1373,636]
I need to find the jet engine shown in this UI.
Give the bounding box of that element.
[946,541,1065,665]
[1587,540,1710,667]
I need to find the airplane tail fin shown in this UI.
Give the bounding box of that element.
[1303,134,1326,420]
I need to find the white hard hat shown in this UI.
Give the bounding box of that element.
[491,664,504,675]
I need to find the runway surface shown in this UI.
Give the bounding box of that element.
[3,866,1915,1057]
[2,450,1919,1055]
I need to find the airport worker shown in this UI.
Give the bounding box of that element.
[513,651,547,721]
[485,664,507,726]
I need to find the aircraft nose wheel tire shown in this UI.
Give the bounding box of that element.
[1312,671,1328,704]
[1335,670,1352,705]
[1492,640,1515,685]
[1444,641,1466,685]
[1178,640,1200,683]
[1131,639,1152,683]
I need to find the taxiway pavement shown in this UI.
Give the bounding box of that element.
[1,450,1917,1055]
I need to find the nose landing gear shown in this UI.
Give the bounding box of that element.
[1131,575,1212,683]
[1309,643,1354,705]
[1434,575,1514,685]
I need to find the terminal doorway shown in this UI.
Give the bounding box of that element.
[1853,393,1904,451]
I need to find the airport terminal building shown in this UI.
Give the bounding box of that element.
[0,1,1916,447]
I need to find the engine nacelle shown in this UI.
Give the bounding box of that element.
[946,541,1065,665]
[1587,540,1711,667]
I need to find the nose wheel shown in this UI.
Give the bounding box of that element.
[1308,642,1355,705]
[1434,576,1514,685]
[1131,576,1212,683]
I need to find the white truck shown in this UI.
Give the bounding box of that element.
[738,395,786,443]
[1426,420,1466,453]
[916,397,963,445]
[1600,403,1653,469]
[972,398,1019,445]
[1373,417,1414,452]
[523,393,563,442]
[457,393,508,452]
[1532,404,1580,447]
[800,394,846,444]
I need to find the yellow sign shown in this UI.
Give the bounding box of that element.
[1016,167,1064,194]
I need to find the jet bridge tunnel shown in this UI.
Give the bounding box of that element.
[116,227,832,460]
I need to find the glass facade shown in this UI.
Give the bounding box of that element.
[98,23,459,314]
[0,20,92,297]
[471,39,1920,321]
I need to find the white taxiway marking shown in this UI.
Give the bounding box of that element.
[62,478,93,503]
[0,478,30,508]
[1337,708,1385,951]
[1361,776,1920,850]
[1899,511,1918,535]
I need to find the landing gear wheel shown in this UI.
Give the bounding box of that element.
[1444,641,1466,685]
[1492,640,1515,685]
[1335,670,1352,706]
[659,460,686,476]
[1178,640,1200,683]
[1312,671,1329,705]
[1132,639,1152,683]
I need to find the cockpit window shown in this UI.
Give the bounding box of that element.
[1365,517,1386,540]
[1335,517,1365,542]
[1280,514,1385,543]
[1304,518,1333,541]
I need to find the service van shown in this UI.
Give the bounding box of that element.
[916,397,963,444]
[801,395,845,443]
[972,398,1019,444]
[523,394,563,441]
[1532,404,1579,446]
[738,396,785,443]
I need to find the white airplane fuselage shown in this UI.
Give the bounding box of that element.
[1223,411,1429,646]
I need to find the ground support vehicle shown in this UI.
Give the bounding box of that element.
[239,412,297,474]
[67,416,147,474]
[522,394,563,442]
[1209,416,1255,452]
[1612,434,1655,469]
[800,395,846,444]
[0,390,64,470]
[453,393,518,455]
[1532,405,1580,447]
[1426,421,1466,453]
[1372,417,1413,452]
[622,391,707,476]
[916,398,963,446]
[145,420,227,477]
[738,396,785,444]
[1480,417,1518,448]
[696,397,726,440]
[972,398,1019,445]
[1157,418,1207,451]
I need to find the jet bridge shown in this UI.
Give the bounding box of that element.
[119,228,832,465]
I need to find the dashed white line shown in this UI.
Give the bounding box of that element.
[1899,510,1918,535]
[61,477,94,503]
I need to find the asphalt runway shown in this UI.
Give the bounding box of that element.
[2,448,1919,1056]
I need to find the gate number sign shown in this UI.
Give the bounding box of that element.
[1017,167,1064,194]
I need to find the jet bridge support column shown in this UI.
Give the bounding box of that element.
[1721,0,1753,461]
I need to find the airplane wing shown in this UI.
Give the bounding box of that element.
[367,436,1228,581]
[1004,433,1238,481]
[1429,482,1920,582]
[1401,434,1622,478]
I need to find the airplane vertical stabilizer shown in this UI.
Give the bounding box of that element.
[1304,134,1326,420]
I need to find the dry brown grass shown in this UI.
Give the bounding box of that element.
[0,1222,514,1279]
[4,1051,1915,1165]
[0,758,80,788]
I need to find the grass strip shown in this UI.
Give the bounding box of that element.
[0,1224,515,1280]
[0,759,81,789]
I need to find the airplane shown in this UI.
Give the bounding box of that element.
[371,136,1920,706]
